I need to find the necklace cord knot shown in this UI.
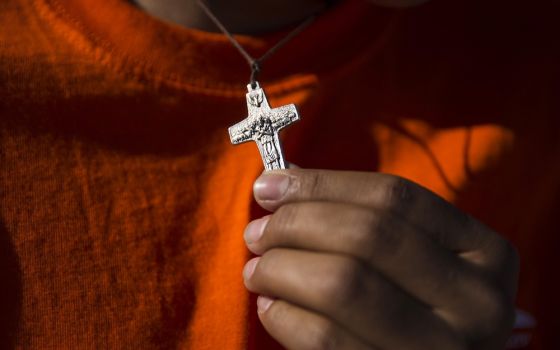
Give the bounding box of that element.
[250,61,261,88]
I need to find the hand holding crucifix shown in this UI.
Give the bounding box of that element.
[243,169,518,350]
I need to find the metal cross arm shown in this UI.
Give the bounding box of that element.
[228,82,300,171]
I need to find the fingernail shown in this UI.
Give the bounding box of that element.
[254,173,290,201]
[243,257,260,280]
[257,295,275,314]
[244,216,270,245]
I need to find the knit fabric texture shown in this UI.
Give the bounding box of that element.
[0,0,559,348]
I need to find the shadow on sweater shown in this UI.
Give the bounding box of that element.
[0,222,22,349]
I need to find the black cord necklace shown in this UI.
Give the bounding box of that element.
[195,0,328,170]
[195,0,323,88]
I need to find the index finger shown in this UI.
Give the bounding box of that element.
[253,169,513,269]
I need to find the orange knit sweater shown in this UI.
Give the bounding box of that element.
[0,0,558,348]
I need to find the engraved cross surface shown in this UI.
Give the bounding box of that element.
[228,82,300,170]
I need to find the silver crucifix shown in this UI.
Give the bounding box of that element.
[228,82,300,171]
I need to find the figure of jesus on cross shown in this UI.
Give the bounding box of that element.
[228,83,300,170]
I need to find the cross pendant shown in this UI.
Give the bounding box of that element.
[228,82,300,171]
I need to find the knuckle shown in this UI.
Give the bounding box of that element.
[361,212,403,260]
[308,320,340,350]
[481,286,514,333]
[380,176,414,210]
[258,248,283,276]
[300,171,325,199]
[479,234,520,295]
[345,210,380,257]
[320,258,365,308]
[492,237,520,271]
[464,282,515,337]
[272,203,299,234]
